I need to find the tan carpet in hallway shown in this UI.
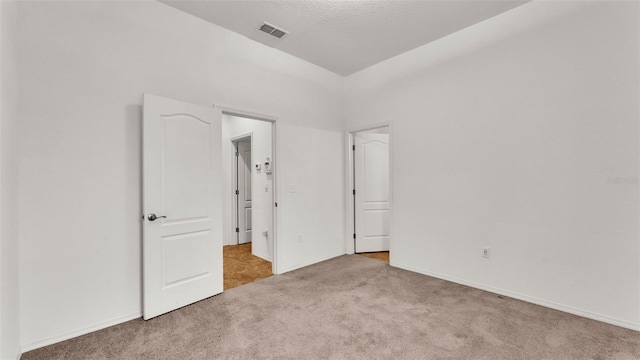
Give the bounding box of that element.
[224,243,272,290]
[21,255,640,360]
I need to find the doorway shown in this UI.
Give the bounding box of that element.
[350,126,391,262]
[222,112,276,288]
[233,137,252,245]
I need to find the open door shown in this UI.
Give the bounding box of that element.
[354,131,390,253]
[142,94,223,320]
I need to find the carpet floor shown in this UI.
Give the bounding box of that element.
[22,255,640,360]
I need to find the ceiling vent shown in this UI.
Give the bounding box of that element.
[258,22,288,39]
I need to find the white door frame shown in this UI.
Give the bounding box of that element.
[219,106,279,275]
[345,123,394,258]
[230,133,253,245]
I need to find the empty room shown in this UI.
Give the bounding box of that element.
[1,0,639,359]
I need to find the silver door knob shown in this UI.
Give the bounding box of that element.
[148,213,167,221]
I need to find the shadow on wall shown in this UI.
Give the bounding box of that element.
[126,103,143,309]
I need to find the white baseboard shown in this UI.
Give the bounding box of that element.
[18,252,340,353]
[253,250,272,263]
[276,250,344,274]
[392,263,640,332]
[20,312,142,353]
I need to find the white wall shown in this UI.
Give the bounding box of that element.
[345,1,639,330]
[15,0,637,354]
[0,1,21,359]
[222,114,273,261]
[17,1,344,351]
[276,124,345,273]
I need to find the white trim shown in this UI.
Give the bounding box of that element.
[345,123,393,257]
[343,131,353,254]
[393,263,640,332]
[271,122,279,274]
[277,251,345,275]
[21,312,142,353]
[229,133,253,142]
[346,122,392,134]
[217,105,279,123]
[252,250,272,263]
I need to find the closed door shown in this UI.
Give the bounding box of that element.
[354,132,390,253]
[236,140,252,244]
[142,94,223,320]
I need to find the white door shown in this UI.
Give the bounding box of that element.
[236,140,252,244]
[143,94,223,320]
[354,132,390,253]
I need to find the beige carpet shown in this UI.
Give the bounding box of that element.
[22,255,640,359]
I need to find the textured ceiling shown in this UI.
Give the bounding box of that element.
[160,0,529,76]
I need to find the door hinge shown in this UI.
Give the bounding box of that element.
[235,189,239,195]
[235,227,239,233]
[235,151,239,157]
[352,189,356,195]
[352,145,355,151]
[275,202,278,207]
[353,233,356,239]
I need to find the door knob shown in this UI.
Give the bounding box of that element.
[148,213,167,221]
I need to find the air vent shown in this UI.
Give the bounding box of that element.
[258,22,288,39]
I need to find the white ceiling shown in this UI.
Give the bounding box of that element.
[160,0,529,76]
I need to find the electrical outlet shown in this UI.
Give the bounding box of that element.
[482,247,491,259]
